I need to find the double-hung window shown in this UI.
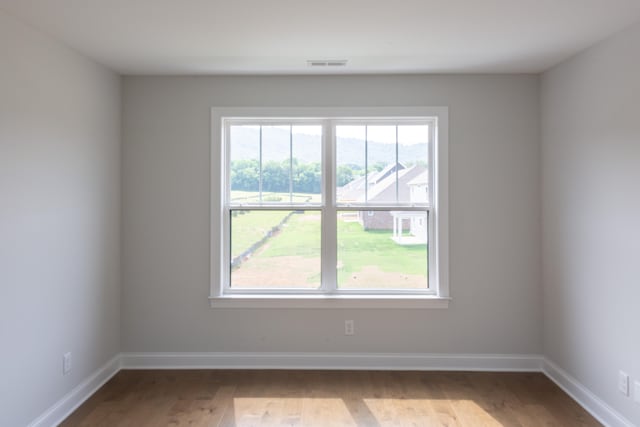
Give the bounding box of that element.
[211,108,448,308]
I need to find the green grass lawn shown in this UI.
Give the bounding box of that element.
[230,210,291,258]
[259,212,321,258]
[336,220,427,284]
[232,210,427,287]
[229,191,322,258]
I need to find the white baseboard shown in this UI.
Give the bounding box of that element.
[28,354,121,427]
[119,351,542,371]
[542,358,636,427]
[28,352,636,427]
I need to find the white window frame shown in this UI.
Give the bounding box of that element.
[210,107,449,309]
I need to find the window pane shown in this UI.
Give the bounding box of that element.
[229,125,260,203]
[366,126,398,203]
[231,210,321,289]
[337,210,428,289]
[291,125,322,203]
[398,125,429,204]
[336,125,366,203]
[261,125,291,203]
[336,124,429,205]
[230,124,322,205]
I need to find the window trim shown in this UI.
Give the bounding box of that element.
[210,107,449,308]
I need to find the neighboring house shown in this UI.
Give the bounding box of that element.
[390,170,429,245]
[408,170,429,203]
[337,164,429,244]
[338,164,426,231]
[338,162,406,202]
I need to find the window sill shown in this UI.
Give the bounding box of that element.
[209,294,450,309]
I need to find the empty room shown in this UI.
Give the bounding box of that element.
[1,1,639,426]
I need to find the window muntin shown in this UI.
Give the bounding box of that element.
[220,115,440,296]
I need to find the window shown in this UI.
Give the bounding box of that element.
[211,108,448,308]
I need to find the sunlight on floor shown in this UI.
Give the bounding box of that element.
[364,398,502,426]
[233,397,355,426]
[232,397,505,426]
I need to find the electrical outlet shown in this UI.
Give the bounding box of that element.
[634,381,640,404]
[344,320,354,336]
[618,371,629,396]
[63,352,72,375]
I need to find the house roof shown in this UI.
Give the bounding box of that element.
[371,162,405,184]
[356,165,426,203]
[338,162,406,201]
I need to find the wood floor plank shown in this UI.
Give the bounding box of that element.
[60,370,602,427]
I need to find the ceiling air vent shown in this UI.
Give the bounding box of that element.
[307,59,348,67]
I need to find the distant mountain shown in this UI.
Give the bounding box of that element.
[229,126,427,167]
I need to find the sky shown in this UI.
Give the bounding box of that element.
[336,125,428,145]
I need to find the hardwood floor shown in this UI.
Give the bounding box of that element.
[60,370,601,426]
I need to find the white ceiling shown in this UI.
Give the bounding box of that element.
[2,0,640,75]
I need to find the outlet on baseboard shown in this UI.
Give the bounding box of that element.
[618,371,629,396]
[63,352,72,375]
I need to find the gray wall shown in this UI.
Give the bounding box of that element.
[541,22,640,424]
[0,10,121,427]
[121,74,542,355]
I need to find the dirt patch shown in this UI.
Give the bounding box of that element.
[232,255,321,288]
[233,260,427,290]
[297,213,321,221]
[339,266,427,289]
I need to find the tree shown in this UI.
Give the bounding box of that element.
[262,160,289,192]
[230,159,322,194]
[294,162,321,193]
[372,162,386,172]
[336,165,354,187]
[230,159,259,191]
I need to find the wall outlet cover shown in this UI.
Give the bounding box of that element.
[63,352,72,375]
[344,320,354,336]
[618,371,629,396]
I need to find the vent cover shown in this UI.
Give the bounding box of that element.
[307,59,348,67]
